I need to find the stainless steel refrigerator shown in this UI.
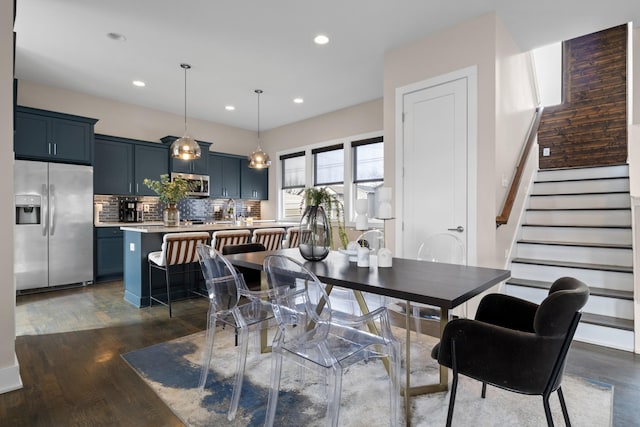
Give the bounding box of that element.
[14,160,94,291]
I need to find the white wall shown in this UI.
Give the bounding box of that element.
[384,12,499,265]
[383,12,537,316]
[260,98,383,219]
[0,0,22,394]
[18,80,257,156]
[493,17,539,269]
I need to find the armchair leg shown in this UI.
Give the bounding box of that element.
[446,339,458,427]
[481,382,487,398]
[557,387,571,427]
[543,393,555,427]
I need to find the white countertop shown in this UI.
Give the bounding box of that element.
[118,221,299,233]
[95,219,281,228]
[95,221,163,228]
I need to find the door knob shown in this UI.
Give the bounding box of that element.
[448,226,464,232]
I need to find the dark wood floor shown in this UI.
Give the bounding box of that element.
[1,281,639,426]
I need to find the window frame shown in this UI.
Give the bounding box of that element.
[276,131,383,223]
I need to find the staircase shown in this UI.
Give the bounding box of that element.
[506,164,635,351]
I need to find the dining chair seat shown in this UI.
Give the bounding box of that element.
[263,255,401,427]
[196,244,274,422]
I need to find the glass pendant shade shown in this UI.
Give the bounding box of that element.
[171,135,201,160]
[248,147,271,169]
[248,89,271,169]
[171,63,200,160]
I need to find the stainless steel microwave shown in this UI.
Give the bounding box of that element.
[170,172,210,197]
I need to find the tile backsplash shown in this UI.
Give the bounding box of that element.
[93,195,262,223]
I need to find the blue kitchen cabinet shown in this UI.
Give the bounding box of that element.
[134,144,169,196]
[94,135,134,195]
[162,135,210,175]
[240,159,268,200]
[94,134,168,196]
[14,106,97,165]
[209,153,241,198]
[95,227,124,282]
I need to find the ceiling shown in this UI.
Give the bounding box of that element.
[13,0,640,131]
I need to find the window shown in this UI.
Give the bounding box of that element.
[313,144,344,218]
[277,133,383,222]
[313,144,344,186]
[352,137,384,218]
[280,151,306,218]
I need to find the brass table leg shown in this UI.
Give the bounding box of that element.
[402,303,450,426]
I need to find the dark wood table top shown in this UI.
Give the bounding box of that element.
[225,248,511,309]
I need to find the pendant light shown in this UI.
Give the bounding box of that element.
[248,89,271,169]
[170,63,201,160]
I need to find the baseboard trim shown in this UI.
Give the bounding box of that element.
[0,354,23,394]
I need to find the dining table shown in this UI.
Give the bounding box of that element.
[225,248,511,425]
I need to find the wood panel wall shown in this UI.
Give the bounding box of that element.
[538,24,627,169]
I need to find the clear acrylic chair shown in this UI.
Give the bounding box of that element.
[195,244,274,421]
[263,255,401,427]
[413,232,466,335]
[352,229,387,311]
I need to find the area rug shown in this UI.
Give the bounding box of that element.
[122,327,613,426]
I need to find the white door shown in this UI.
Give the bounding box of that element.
[401,77,468,260]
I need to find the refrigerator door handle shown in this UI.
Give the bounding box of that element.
[50,184,56,236]
[42,183,49,236]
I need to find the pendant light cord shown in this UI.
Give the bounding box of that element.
[181,63,191,134]
[255,89,263,145]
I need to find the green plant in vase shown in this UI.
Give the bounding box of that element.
[298,188,348,261]
[143,175,193,226]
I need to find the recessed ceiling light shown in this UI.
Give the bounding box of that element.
[225,105,235,111]
[293,98,304,104]
[314,34,329,45]
[132,80,146,87]
[107,32,127,42]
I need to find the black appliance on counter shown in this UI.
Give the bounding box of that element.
[119,200,144,223]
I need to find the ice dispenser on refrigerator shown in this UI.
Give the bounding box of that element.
[15,195,41,225]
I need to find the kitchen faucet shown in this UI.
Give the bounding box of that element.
[227,199,236,221]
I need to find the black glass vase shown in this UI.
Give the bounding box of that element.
[298,205,331,261]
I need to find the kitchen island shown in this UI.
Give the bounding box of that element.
[120,221,298,307]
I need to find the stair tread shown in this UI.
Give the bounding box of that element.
[534,176,629,184]
[511,257,633,273]
[580,313,634,331]
[518,240,632,250]
[531,191,630,196]
[523,224,632,229]
[526,207,630,211]
[506,278,633,300]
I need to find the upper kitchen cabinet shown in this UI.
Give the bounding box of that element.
[209,153,241,198]
[94,135,168,196]
[162,135,210,175]
[241,160,268,200]
[94,135,134,195]
[134,143,169,196]
[14,106,98,165]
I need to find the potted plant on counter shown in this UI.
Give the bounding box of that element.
[143,175,193,227]
[298,187,348,261]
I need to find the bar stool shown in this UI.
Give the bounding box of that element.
[283,227,310,248]
[211,229,251,252]
[252,227,285,251]
[148,231,210,317]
